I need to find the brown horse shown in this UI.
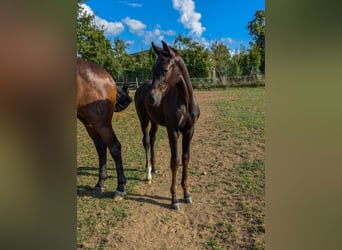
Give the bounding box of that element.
[77,58,131,201]
[135,41,200,210]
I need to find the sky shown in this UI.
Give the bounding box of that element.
[80,0,265,54]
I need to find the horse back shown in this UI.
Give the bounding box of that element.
[77,58,117,109]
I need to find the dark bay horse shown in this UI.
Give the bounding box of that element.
[135,41,200,210]
[77,58,132,201]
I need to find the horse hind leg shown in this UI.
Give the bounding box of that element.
[168,129,180,210]
[181,127,195,204]
[95,124,126,201]
[83,124,108,194]
[93,136,108,194]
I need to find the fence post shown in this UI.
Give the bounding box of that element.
[136,77,139,89]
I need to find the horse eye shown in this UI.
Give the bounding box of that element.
[162,69,168,75]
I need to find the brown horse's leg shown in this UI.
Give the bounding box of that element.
[168,129,180,210]
[93,137,107,191]
[140,120,152,184]
[81,121,108,192]
[182,126,194,204]
[149,122,159,174]
[95,124,126,200]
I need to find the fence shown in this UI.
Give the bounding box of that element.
[191,75,265,89]
[116,75,265,90]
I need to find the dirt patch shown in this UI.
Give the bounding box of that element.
[104,90,265,249]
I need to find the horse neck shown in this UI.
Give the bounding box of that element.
[177,58,194,111]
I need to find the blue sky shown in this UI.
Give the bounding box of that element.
[80,0,265,54]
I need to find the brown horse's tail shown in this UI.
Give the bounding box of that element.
[114,82,132,112]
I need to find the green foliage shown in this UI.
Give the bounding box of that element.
[211,41,231,81]
[77,1,120,76]
[126,48,155,81]
[173,34,211,78]
[247,10,265,74]
[227,54,242,76]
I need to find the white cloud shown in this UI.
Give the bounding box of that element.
[122,17,146,35]
[121,17,175,45]
[193,37,238,51]
[118,1,142,8]
[127,3,142,8]
[172,0,205,37]
[80,3,94,16]
[221,37,234,44]
[164,30,176,36]
[95,17,125,35]
[143,29,164,45]
[142,28,176,45]
[80,4,124,36]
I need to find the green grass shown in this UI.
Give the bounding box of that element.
[215,87,265,145]
[201,88,265,249]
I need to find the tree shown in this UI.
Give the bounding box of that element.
[247,10,265,74]
[211,41,231,82]
[248,44,261,75]
[228,54,242,76]
[112,37,131,78]
[77,1,120,77]
[173,35,211,78]
[238,50,251,76]
[237,45,261,76]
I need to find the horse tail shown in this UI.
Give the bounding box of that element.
[114,83,132,112]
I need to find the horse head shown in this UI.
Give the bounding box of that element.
[149,41,182,107]
[114,77,132,112]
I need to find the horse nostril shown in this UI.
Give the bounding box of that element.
[149,94,154,105]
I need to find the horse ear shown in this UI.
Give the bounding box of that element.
[161,41,177,58]
[152,42,163,55]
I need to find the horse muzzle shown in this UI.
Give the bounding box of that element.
[149,91,162,107]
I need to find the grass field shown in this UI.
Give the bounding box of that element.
[77,87,265,249]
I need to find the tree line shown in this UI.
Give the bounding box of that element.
[77,1,265,82]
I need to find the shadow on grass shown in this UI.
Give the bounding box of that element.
[77,165,143,181]
[126,193,172,209]
[77,166,97,177]
[77,185,116,199]
[77,185,176,209]
[126,193,193,210]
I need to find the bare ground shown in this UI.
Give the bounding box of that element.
[104,91,265,249]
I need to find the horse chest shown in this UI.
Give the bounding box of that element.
[146,103,187,128]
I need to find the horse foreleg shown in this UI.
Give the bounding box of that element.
[182,126,194,204]
[141,121,152,184]
[168,129,180,210]
[149,122,159,175]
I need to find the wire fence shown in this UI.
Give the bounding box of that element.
[116,74,265,90]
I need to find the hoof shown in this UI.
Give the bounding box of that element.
[93,186,106,195]
[147,179,152,185]
[114,190,126,202]
[171,203,180,211]
[152,168,160,175]
[184,196,193,204]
